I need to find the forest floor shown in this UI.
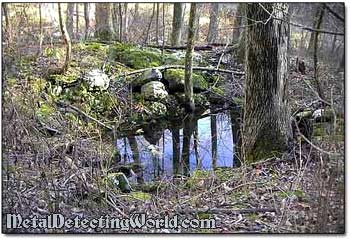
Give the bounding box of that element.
[2,42,345,233]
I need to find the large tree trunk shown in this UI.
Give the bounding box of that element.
[184,3,197,111]
[95,3,113,41]
[243,3,292,163]
[171,3,184,46]
[58,3,72,74]
[66,3,75,38]
[207,3,219,43]
[84,3,89,40]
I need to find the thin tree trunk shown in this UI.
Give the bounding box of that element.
[123,3,128,42]
[2,3,11,44]
[58,3,72,73]
[308,5,323,54]
[331,34,337,55]
[230,109,242,167]
[182,118,193,177]
[171,3,184,46]
[118,3,123,42]
[75,3,79,39]
[243,3,292,163]
[313,4,326,102]
[112,4,119,40]
[66,3,74,38]
[211,113,218,168]
[195,4,202,41]
[193,123,201,169]
[144,3,156,44]
[84,3,89,40]
[37,4,43,56]
[207,3,219,43]
[184,3,197,110]
[162,3,166,55]
[172,129,180,175]
[156,3,160,44]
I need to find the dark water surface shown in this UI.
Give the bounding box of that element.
[116,110,240,182]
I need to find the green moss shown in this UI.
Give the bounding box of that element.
[164,69,208,91]
[109,43,162,69]
[197,212,211,220]
[50,67,81,83]
[185,170,212,189]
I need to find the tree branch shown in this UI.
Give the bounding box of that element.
[323,3,344,22]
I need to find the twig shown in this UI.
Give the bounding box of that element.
[57,102,113,131]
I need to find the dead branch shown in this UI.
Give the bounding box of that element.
[115,65,245,79]
[323,4,344,22]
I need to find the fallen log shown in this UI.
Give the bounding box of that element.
[177,207,276,215]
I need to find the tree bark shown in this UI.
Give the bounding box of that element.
[207,3,219,43]
[66,3,75,38]
[243,3,292,163]
[37,4,43,56]
[58,3,72,73]
[95,3,113,41]
[171,3,184,46]
[184,3,197,110]
[307,5,323,55]
[84,3,89,40]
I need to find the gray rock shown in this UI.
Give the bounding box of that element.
[132,69,162,89]
[141,81,168,101]
[84,69,110,90]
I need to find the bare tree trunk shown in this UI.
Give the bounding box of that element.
[308,5,323,55]
[75,3,79,39]
[156,3,160,44]
[243,3,292,163]
[58,3,72,73]
[207,3,219,43]
[66,3,74,39]
[162,3,166,55]
[236,4,246,63]
[313,4,326,102]
[184,3,197,111]
[171,3,184,46]
[144,3,156,45]
[193,123,201,169]
[37,4,43,56]
[211,113,218,168]
[123,3,128,42]
[331,34,337,55]
[195,4,202,41]
[84,3,89,40]
[95,3,113,41]
[118,3,123,42]
[112,4,119,40]
[172,129,180,175]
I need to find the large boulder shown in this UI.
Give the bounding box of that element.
[84,69,110,90]
[163,69,208,93]
[132,69,162,91]
[141,81,168,101]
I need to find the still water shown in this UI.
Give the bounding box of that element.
[116,111,239,181]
